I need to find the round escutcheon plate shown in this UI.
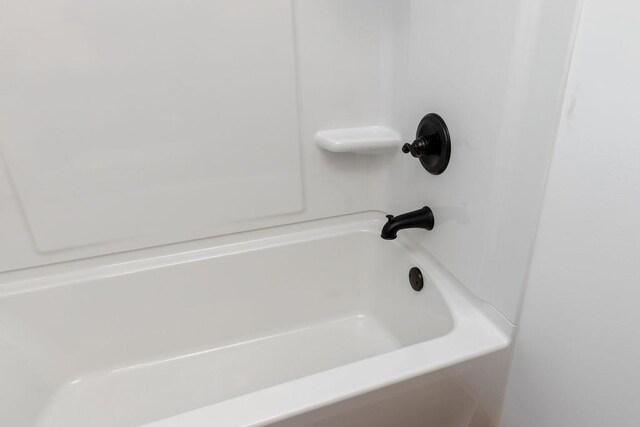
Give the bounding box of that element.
[415,113,451,175]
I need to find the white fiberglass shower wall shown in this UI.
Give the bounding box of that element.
[0,1,583,426]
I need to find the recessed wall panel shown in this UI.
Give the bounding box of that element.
[0,0,302,251]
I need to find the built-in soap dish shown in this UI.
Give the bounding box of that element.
[315,126,402,154]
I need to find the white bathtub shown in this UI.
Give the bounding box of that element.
[0,214,511,427]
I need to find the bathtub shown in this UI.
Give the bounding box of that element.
[0,213,512,427]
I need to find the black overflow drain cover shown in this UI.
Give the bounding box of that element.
[409,267,424,292]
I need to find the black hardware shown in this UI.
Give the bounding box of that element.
[402,113,451,175]
[381,206,434,240]
[409,267,424,291]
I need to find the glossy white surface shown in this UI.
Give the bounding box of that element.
[501,1,640,425]
[0,215,510,427]
[0,0,400,271]
[0,0,302,251]
[315,126,401,154]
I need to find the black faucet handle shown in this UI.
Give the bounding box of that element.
[402,113,451,175]
[402,138,432,158]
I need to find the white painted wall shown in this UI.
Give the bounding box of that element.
[501,0,640,425]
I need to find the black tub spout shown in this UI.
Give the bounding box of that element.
[381,206,434,240]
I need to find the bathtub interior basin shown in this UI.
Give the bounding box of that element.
[0,214,510,427]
